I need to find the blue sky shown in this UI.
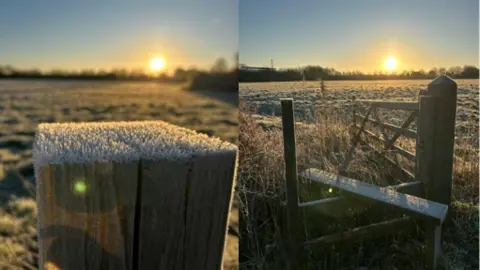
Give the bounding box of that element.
[0,1,238,72]
[240,0,479,72]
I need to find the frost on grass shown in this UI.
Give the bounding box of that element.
[7,198,37,218]
[32,120,237,167]
[0,215,20,236]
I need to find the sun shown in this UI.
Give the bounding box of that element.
[150,57,166,71]
[384,57,398,71]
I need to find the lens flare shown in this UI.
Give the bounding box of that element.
[73,179,87,194]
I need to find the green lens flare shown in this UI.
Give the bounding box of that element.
[328,188,333,193]
[74,180,87,194]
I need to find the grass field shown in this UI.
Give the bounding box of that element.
[238,79,479,269]
[0,80,238,269]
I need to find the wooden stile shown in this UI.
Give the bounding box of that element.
[279,76,458,270]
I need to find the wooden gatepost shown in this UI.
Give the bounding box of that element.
[33,121,238,270]
[280,75,457,270]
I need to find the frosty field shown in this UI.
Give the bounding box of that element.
[0,80,238,269]
[240,79,479,145]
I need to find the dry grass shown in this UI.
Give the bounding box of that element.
[238,98,478,270]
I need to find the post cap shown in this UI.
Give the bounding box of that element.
[428,75,457,86]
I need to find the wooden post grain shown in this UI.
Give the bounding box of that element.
[37,162,139,270]
[415,95,436,199]
[416,94,441,270]
[280,98,302,270]
[34,121,237,270]
[426,75,457,207]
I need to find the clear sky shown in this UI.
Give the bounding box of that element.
[239,0,479,73]
[0,1,238,73]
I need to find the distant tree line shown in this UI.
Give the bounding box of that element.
[0,56,238,85]
[239,65,479,82]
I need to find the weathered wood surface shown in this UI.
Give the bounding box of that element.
[37,153,237,270]
[137,160,188,269]
[182,153,238,270]
[303,216,414,246]
[355,113,417,139]
[425,75,457,207]
[355,100,419,111]
[38,163,139,270]
[300,169,448,225]
[426,223,442,270]
[280,98,302,270]
[298,181,422,218]
[415,95,436,202]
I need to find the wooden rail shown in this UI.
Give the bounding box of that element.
[34,121,238,270]
[298,181,422,218]
[304,216,414,246]
[355,113,417,139]
[385,111,418,149]
[353,124,416,161]
[355,100,419,111]
[300,169,448,225]
[359,138,416,181]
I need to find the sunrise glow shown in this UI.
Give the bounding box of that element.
[384,57,398,71]
[150,57,166,71]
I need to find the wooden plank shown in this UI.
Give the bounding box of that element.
[356,100,419,111]
[384,111,418,149]
[298,181,423,218]
[360,139,416,181]
[300,169,448,225]
[340,106,374,173]
[37,163,138,270]
[299,196,366,218]
[137,160,188,270]
[182,152,238,270]
[355,114,417,139]
[280,98,302,270]
[354,125,416,161]
[303,216,414,246]
[416,96,436,200]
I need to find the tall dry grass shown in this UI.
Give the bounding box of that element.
[238,99,478,269]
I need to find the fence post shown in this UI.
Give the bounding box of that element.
[416,94,441,270]
[280,98,302,270]
[426,75,457,207]
[421,75,457,270]
[352,97,356,126]
[415,94,436,199]
[34,121,237,270]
